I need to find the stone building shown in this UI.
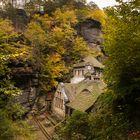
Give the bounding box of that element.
[52,55,105,118]
[71,55,104,83]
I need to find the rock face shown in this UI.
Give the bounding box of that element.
[14,71,39,113]
[13,67,52,114]
[9,57,40,113]
[76,19,103,51]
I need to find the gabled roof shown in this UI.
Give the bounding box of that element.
[66,80,106,112]
[73,55,104,69]
[66,91,100,112]
[64,83,77,101]
[84,55,104,68]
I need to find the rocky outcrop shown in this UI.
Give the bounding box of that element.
[14,72,39,112]
[77,19,102,42]
[76,19,104,53]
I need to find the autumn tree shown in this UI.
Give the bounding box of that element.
[0,19,33,140]
[25,9,89,92]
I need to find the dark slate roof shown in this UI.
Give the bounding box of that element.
[66,80,106,112]
[74,55,104,68]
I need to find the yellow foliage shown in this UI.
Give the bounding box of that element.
[73,37,89,57]
[87,9,107,25]
[0,19,31,62]
[0,19,15,35]
[62,24,76,40]
[53,8,78,25]
[42,53,67,88]
[47,53,62,64]
[24,5,106,92]
[25,22,47,46]
[33,14,54,31]
[51,27,65,41]
[75,8,90,20]
[46,53,67,77]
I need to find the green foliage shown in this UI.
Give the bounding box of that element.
[0,19,21,96]
[104,0,140,99]
[61,111,89,140]
[0,19,33,140]
[103,1,140,128]
[60,93,132,140]
[0,113,14,140]
[88,93,131,140]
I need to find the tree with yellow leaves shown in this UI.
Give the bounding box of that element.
[25,9,89,92]
[0,19,33,140]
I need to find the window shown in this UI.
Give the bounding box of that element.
[60,99,63,109]
[94,78,100,81]
[74,70,76,76]
[82,70,84,75]
[89,76,91,80]
[57,91,62,97]
[78,70,80,76]
[76,70,79,76]
[55,97,63,109]
[55,97,58,107]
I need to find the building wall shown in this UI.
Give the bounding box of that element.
[52,87,66,118]
[71,67,86,83]
[71,64,103,83]
[71,76,85,84]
